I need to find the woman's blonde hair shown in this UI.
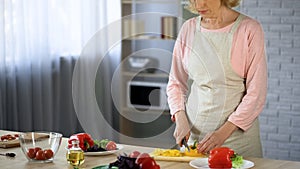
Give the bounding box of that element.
[186,0,241,14]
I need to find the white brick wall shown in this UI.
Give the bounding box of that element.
[240,0,300,161]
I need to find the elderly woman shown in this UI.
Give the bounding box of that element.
[167,0,267,157]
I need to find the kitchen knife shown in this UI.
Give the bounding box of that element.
[181,138,190,152]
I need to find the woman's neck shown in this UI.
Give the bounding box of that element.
[201,7,239,30]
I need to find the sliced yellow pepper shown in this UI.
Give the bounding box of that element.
[152,147,206,157]
[183,146,206,157]
[152,148,183,157]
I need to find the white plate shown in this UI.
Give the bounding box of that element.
[189,158,254,169]
[66,144,123,156]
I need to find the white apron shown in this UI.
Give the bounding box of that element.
[186,15,262,157]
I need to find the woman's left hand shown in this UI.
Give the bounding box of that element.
[197,121,238,154]
[196,131,226,154]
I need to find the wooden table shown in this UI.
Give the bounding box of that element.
[1,130,300,169]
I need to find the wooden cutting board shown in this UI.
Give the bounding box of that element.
[0,132,21,148]
[0,139,20,148]
[150,148,207,162]
[0,132,49,148]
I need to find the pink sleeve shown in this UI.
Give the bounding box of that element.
[228,19,268,131]
[166,20,195,116]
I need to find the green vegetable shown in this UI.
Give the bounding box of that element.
[94,139,110,149]
[191,140,198,149]
[231,153,243,168]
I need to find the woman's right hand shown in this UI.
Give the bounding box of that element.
[173,110,190,146]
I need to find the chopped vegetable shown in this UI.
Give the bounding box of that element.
[152,140,205,158]
[184,141,206,157]
[152,147,205,158]
[231,153,243,168]
[94,139,117,150]
[152,148,182,157]
[98,139,110,149]
[183,146,206,157]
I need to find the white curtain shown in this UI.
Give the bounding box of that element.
[0,0,121,137]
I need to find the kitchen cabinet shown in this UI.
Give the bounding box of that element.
[118,0,195,148]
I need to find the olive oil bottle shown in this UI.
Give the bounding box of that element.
[66,140,85,168]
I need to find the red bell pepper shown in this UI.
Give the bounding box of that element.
[68,133,94,151]
[208,147,234,168]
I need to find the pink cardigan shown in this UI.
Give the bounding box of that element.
[167,15,267,131]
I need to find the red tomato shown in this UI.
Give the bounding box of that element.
[44,149,54,159]
[1,135,8,140]
[129,151,141,158]
[7,134,15,140]
[139,157,158,169]
[34,147,42,154]
[135,153,151,165]
[35,150,46,160]
[106,141,117,151]
[27,148,36,159]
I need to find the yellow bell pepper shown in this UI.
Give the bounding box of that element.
[183,145,206,157]
[183,141,206,157]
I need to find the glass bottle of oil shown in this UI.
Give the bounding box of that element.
[66,139,85,168]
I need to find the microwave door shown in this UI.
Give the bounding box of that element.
[129,85,160,109]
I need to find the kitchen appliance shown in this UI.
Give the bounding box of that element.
[127,56,159,73]
[127,81,169,110]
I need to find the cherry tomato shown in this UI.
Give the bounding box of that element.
[27,148,36,159]
[44,149,54,159]
[35,150,46,160]
[129,151,141,158]
[139,157,158,169]
[135,153,151,165]
[1,135,7,140]
[1,134,18,141]
[34,147,42,154]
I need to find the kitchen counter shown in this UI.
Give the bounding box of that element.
[1,130,300,169]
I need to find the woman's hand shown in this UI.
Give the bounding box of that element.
[173,110,190,146]
[196,131,226,154]
[197,121,238,154]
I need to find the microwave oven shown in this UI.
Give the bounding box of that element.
[127,81,169,110]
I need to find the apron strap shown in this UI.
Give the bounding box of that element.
[229,14,244,34]
[196,16,201,32]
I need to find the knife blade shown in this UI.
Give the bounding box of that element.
[181,138,190,152]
